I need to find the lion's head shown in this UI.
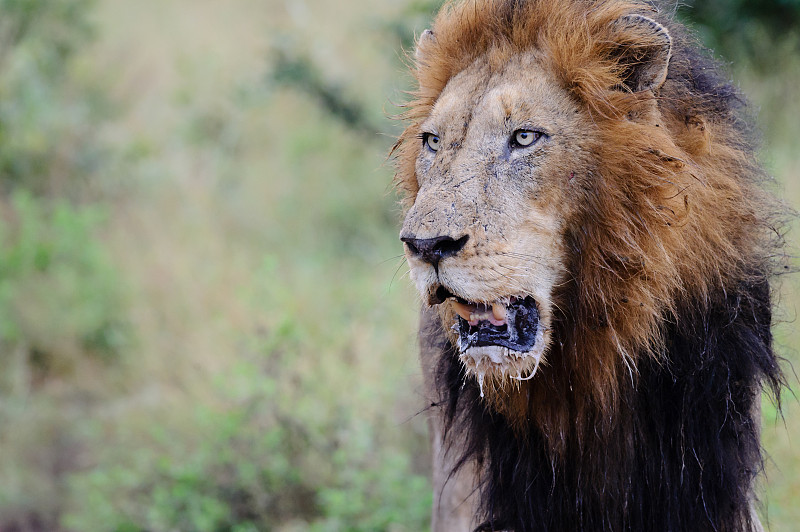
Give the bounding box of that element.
[400,47,592,392]
[396,0,777,422]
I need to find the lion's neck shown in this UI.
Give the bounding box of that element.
[437,281,778,532]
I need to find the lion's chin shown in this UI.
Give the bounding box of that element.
[459,337,546,398]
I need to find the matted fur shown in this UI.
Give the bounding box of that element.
[394,0,787,531]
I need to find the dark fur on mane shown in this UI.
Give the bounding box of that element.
[437,279,782,531]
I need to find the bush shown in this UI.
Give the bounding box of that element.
[681,0,800,67]
[63,350,431,531]
[0,0,105,196]
[0,190,129,391]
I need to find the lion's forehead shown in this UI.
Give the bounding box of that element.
[424,54,575,141]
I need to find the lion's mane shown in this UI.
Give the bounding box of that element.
[394,0,788,530]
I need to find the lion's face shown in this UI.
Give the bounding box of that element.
[401,51,597,391]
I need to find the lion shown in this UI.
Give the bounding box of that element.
[393,1,787,530]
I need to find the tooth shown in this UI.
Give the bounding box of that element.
[492,303,506,320]
[491,303,507,323]
[452,300,476,322]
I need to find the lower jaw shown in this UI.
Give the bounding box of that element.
[458,340,545,398]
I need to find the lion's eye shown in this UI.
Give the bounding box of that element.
[512,129,541,148]
[423,133,441,152]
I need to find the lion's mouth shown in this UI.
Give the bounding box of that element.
[431,286,540,353]
[430,285,547,396]
[454,297,539,352]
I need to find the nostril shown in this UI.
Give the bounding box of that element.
[405,241,420,256]
[400,236,421,257]
[400,234,469,266]
[434,235,469,257]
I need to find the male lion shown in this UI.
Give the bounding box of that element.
[394,1,787,530]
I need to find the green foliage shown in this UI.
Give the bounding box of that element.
[681,0,800,67]
[0,192,128,528]
[64,349,431,531]
[59,63,430,528]
[0,3,130,528]
[271,49,380,137]
[383,0,444,49]
[0,0,105,195]
[0,191,129,386]
[315,452,432,530]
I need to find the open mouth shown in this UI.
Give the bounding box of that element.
[430,285,546,395]
[431,286,540,353]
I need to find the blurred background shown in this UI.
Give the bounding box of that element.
[0,0,797,530]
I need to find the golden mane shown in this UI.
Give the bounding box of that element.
[394,0,784,436]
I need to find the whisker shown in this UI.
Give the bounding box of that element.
[379,254,407,266]
[498,251,551,268]
[389,257,409,291]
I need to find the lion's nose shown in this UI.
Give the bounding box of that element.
[400,234,469,267]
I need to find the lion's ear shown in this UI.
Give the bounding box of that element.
[611,14,672,93]
[415,29,436,63]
